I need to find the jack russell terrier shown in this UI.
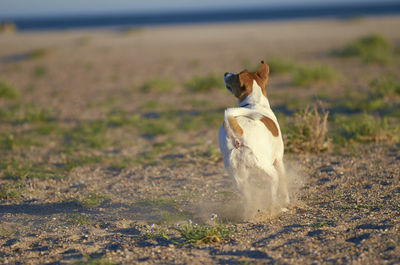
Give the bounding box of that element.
[218,61,290,212]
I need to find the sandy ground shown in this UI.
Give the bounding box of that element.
[0,16,399,264]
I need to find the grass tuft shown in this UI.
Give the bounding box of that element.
[28,48,50,60]
[291,65,338,87]
[185,73,224,92]
[68,213,88,225]
[175,220,233,244]
[333,34,393,64]
[0,81,19,99]
[333,113,398,144]
[140,78,174,93]
[268,57,298,75]
[33,65,47,78]
[0,183,24,200]
[341,75,400,114]
[285,101,330,153]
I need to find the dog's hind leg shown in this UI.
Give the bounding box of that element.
[274,158,290,206]
[255,163,280,209]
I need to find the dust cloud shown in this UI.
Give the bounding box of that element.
[195,159,305,222]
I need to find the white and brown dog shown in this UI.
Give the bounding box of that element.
[218,61,289,212]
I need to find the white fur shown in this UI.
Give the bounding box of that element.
[218,80,289,209]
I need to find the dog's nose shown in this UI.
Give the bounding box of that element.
[224,72,234,82]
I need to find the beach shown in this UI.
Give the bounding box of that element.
[0,16,399,264]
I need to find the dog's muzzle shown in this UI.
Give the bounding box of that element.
[224,72,235,93]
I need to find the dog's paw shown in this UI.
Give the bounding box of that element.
[234,138,241,149]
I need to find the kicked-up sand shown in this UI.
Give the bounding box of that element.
[0,16,399,264]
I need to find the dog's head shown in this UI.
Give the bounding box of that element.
[224,61,269,103]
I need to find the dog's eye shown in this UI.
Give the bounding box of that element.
[240,86,246,90]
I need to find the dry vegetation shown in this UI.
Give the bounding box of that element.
[0,17,399,264]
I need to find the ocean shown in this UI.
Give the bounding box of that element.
[6,2,400,31]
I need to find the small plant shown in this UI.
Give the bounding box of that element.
[33,65,46,78]
[137,224,170,242]
[64,155,103,171]
[333,34,393,64]
[140,78,174,93]
[285,101,330,153]
[291,65,338,87]
[0,81,19,99]
[0,183,24,200]
[68,213,88,225]
[0,134,39,151]
[137,119,172,136]
[333,113,398,143]
[65,121,108,149]
[175,215,233,244]
[268,57,298,75]
[28,48,50,60]
[185,73,224,92]
[340,75,400,113]
[370,75,400,98]
[310,219,335,228]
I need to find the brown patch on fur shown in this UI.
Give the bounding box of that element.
[260,116,279,137]
[227,116,243,136]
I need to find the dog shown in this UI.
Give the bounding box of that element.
[218,61,289,212]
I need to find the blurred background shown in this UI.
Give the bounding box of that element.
[1,0,399,30]
[0,1,399,263]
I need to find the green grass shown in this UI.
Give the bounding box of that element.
[333,34,393,64]
[105,111,139,127]
[1,159,64,181]
[175,220,233,244]
[75,192,110,208]
[341,75,400,114]
[68,213,88,225]
[267,57,298,75]
[65,121,108,150]
[136,118,173,136]
[32,65,47,78]
[284,102,330,153]
[0,183,24,200]
[340,203,381,211]
[0,133,42,151]
[0,104,53,123]
[28,48,50,60]
[310,219,335,228]
[291,65,338,87]
[178,111,221,131]
[140,78,174,93]
[185,73,224,92]
[0,81,19,99]
[64,155,103,171]
[333,113,399,144]
[370,75,400,97]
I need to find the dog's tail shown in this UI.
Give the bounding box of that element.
[224,107,279,138]
[223,109,245,148]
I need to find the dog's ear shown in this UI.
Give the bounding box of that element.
[254,61,269,98]
[255,61,269,87]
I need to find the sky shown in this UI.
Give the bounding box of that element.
[0,0,395,19]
